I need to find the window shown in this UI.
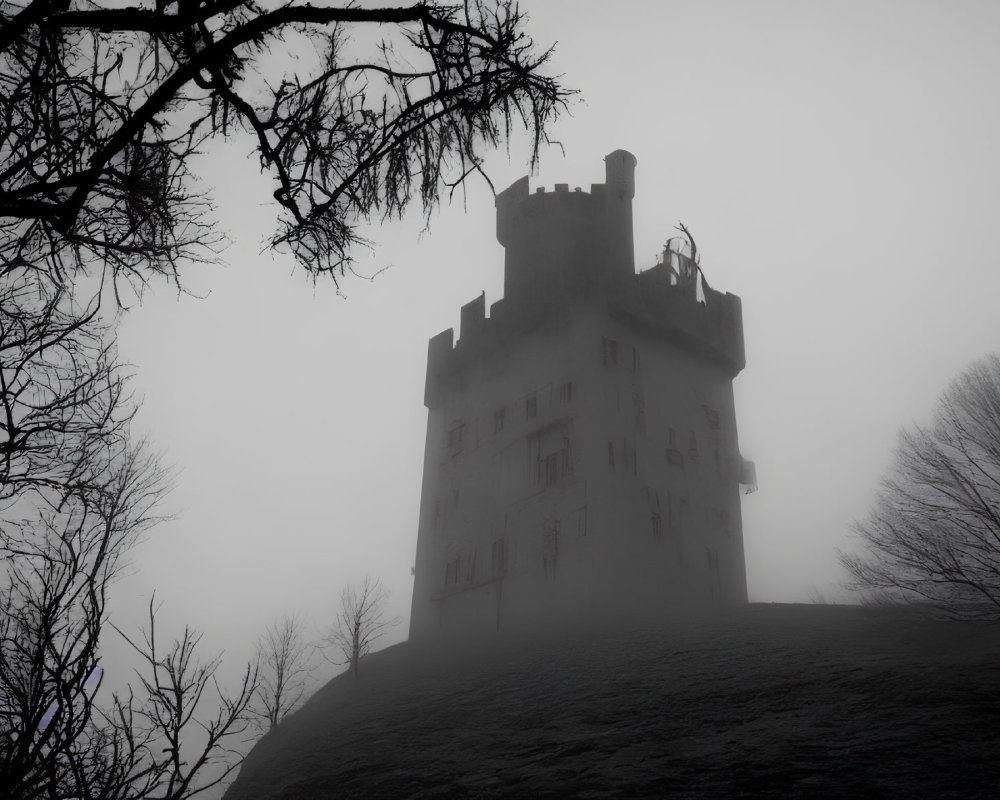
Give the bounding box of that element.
[447,423,464,454]
[445,558,459,586]
[688,430,698,461]
[668,427,677,448]
[491,538,507,576]
[559,381,573,403]
[526,394,537,420]
[494,408,505,433]
[543,519,560,579]
[560,437,571,477]
[651,512,663,541]
[601,336,619,366]
[607,441,615,467]
[544,453,559,485]
[703,405,720,430]
[632,347,640,372]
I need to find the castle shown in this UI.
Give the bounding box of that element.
[409,151,753,638]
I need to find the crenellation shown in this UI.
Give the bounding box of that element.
[458,292,486,346]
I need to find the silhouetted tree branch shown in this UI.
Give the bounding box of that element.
[0,435,170,798]
[841,353,1000,617]
[0,271,135,505]
[103,600,259,800]
[1,0,571,294]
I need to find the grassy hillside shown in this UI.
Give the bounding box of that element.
[225,604,1000,799]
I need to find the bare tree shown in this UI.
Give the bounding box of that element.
[841,353,1000,616]
[1,0,571,297]
[253,614,314,732]
[99,601,259,800]
[0,270,163,795]
[0,431,168,797]
[325,576,398,678]
[0,282,261,798]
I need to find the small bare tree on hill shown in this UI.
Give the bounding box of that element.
[325,576,398,678]
[253,614,314,731]
[841,353,1000,616]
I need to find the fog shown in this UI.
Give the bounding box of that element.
[109,0,1000,675]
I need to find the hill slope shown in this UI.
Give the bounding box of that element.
[225,604,1000,799]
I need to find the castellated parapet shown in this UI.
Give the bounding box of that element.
[496,149,637,308]
[425,151,744,408]
[412,151,751,641]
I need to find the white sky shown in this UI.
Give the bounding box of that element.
[111,0,1000,666]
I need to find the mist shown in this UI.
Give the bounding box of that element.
[107,0,1000,688]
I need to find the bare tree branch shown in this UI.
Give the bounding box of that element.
[1,0,572,294]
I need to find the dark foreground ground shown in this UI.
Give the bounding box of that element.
[225,604,1000,799]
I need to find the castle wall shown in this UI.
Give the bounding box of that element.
[409,151,749,641]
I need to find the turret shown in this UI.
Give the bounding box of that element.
[495,150,637,316]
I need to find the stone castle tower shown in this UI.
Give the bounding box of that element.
[409,151,752,638]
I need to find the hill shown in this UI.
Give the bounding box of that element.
[224,603,1000,799]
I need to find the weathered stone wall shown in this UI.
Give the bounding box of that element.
[410,152,749,641]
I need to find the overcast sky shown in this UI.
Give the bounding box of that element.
[110,0,1000,666]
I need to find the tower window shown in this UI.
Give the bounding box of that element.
[703,405,720,430]
[543,519,560,579]
[526,394,537,420]
[447,423,464,454]
[559,381,573,403]
[602,336,619,366]
[543,453,559,485]
[491,538,507,576]
[494,408,505,433]
[651,512,663,541]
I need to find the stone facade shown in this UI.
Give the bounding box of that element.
[409,151,751,639]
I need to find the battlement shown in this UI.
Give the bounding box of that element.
[423,151,745,407]
[496,150,637,309]
[425,276,744,407]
